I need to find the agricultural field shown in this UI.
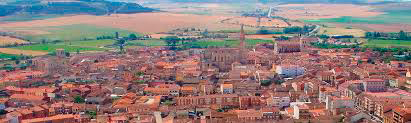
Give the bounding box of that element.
[0,36,28,46]
[0,14,62,22]
[304,10,411,25]
[0,48,48,56]
[14,44,107,53]
[363,39,411,48]
[245,39,274,46]
[222,17,290,27]
[57,39,116,48]
[318,26,366,37]
[0,13,254,35]
[145,2,261,16]
[0,53,21,59]
[9,24,137,42]
[275,4,382,20]
[127,39,167,46]
[1,39,114,56]
[304,6,411,32]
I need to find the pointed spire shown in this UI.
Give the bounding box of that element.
[240,24,245,42]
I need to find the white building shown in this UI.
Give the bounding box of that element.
[267,92,290,108]
[275,65,305,77]
[293,103,310,119]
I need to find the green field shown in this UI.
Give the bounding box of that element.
[364,39,411,48]
[0,53,21,60]
[126,39,166,46]
[14,44,107,52]
[304,10,411,24]
[21,24,138,42]
[57,39,116,48]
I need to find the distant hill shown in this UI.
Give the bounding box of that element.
[0,0,155,17]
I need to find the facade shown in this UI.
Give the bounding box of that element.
[220,83,234,94]
[363,79,386,92]
[326,96,354,114]
[267,92,290,108]
[175,94,239,107]
[392,108,411,123]
[275,65,305,77]
[144,84,180,96]
[202,25,247,72]
[55,49,66,58]
[274,37,305,54]
[203,48,240,71]
[293,104,310,119]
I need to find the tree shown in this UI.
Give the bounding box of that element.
[115,39,126,53]
[19,64,28,70]
[65,52,70,57]
[3,65,15,72]
[129,34,138,40]
[135,71,144,77]
[74,95,85,103]
[256,28,272,34]
[15,60,20,65]
[202,29,209,37]
[86,110,97,119]
[319,34,329,39]
[0,110,6,115]
[163,36,180,50]
[283,26,303,34]
[76,49,80,54]
[365,32,373,39]
[399,30,408,40]
[115,32,119,39]
[260,80,272,86]
[277,36,289,41]
[41,39,47,44]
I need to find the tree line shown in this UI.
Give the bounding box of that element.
[283,25,316,34]
[365,30,410,40]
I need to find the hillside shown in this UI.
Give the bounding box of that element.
[0,0,155,17]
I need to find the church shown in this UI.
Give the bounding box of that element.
[274,37,305,54]
[202,25,248,72]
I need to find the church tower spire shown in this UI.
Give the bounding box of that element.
[238,24,246,63]
[239,24,246,46]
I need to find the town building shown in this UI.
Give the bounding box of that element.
[275,64,305,78]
